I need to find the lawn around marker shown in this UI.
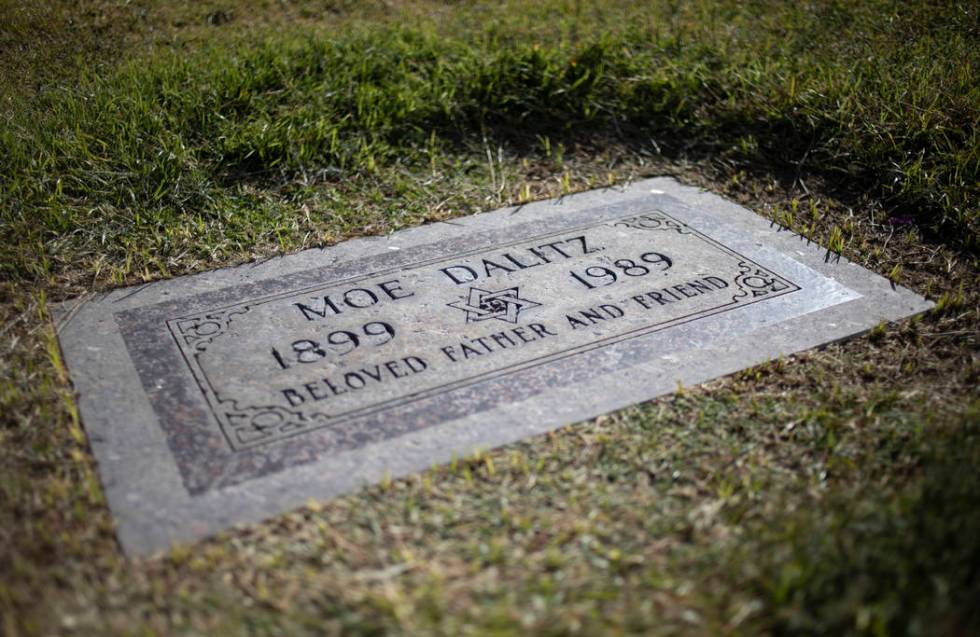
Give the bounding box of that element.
[0,1,977,635]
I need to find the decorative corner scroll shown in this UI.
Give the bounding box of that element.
[174,307,252,353]
[218,398,314,446]
[612,211,692,234]
[732,261,793,301]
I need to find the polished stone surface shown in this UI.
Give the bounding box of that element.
[55,178,933,554]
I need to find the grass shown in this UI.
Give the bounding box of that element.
[2,0,978,286]
[1,0,978,635]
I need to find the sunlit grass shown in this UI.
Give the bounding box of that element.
[1,1,976,288]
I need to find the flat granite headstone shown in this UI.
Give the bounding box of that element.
[55,178,932,555]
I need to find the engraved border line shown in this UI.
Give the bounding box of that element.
[167,209,801,451]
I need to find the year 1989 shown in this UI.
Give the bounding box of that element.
[569,251,673,289]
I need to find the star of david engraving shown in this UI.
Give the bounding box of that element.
[447,286,542,324]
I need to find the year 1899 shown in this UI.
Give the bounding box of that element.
[271,321,396,370]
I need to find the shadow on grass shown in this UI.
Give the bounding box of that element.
[747,406,980,635]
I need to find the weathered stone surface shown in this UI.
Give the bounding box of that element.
[55,178,932,554]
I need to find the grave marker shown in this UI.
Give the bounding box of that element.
[55,178,932,554]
